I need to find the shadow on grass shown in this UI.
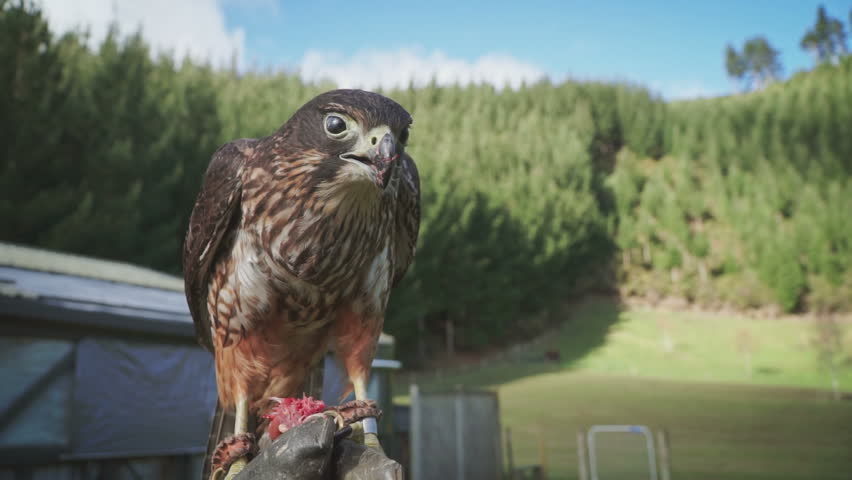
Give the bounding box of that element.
[398,297,625,393]
[388,177,625,394]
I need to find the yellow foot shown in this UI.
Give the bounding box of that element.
[364,432,385,453]
[348,421,365,444]
[223,457,247,480]
[361,417,384,453]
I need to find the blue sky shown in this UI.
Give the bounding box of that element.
[224,0,851,98]
[41,0,852,99]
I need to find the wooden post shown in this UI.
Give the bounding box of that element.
[410,384,422,480]
[576,430,589,480]
[305,361,324,398]
[494,404,504,480]
[538,425,548,480]
[455,385,465,480]
[417,316,426,363]
[656,429,671,480]
[446,317,455,356]
[506,427,515,480]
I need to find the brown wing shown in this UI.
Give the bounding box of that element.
[392,152,421,287]
[182,139,255,351]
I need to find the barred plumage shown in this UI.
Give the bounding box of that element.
[182,90,419,476]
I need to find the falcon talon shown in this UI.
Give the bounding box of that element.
[210,433,257,475]
[324,399,382,426]
[334,425,354,440]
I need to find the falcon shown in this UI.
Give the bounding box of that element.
[182,89,420,479]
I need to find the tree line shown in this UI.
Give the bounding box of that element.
[725,5,849,92]
[1,1,850,362]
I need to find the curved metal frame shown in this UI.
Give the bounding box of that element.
[586,424,658,480]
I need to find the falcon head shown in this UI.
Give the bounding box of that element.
[279,89,413,193]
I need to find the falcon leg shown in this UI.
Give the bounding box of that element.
[222,396,251,480]
[353,377,384,453]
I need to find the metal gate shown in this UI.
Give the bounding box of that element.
[581,425,671,480]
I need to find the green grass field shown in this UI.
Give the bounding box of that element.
[396,299,852,479]
[500,372,852,480]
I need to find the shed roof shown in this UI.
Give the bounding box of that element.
[0,243,393,345]
[0,242,183,291]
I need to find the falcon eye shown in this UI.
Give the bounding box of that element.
[325,115,347,136]
[399,127,410,145]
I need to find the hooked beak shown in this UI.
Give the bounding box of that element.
[341,132,400,189]
[372,132,399,188]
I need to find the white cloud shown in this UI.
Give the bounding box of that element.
[37,0,246,68]
[298,48,547,90]
[35,1,546,90]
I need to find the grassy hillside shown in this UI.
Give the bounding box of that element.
[401,299,852,392]
[551,302,852,390]
[397,299,852,479]
[613,59,852,315]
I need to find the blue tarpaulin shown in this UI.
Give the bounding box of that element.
[0,244,217,462]
[71,338,217,458]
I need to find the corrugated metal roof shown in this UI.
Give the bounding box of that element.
[0,243,183,292]
[1,267,188,317]
[0,265,194,338]
[0,243,192,336]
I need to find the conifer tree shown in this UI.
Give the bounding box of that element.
[801,5,848,65]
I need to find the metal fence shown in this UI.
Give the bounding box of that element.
[409,386,503,480]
